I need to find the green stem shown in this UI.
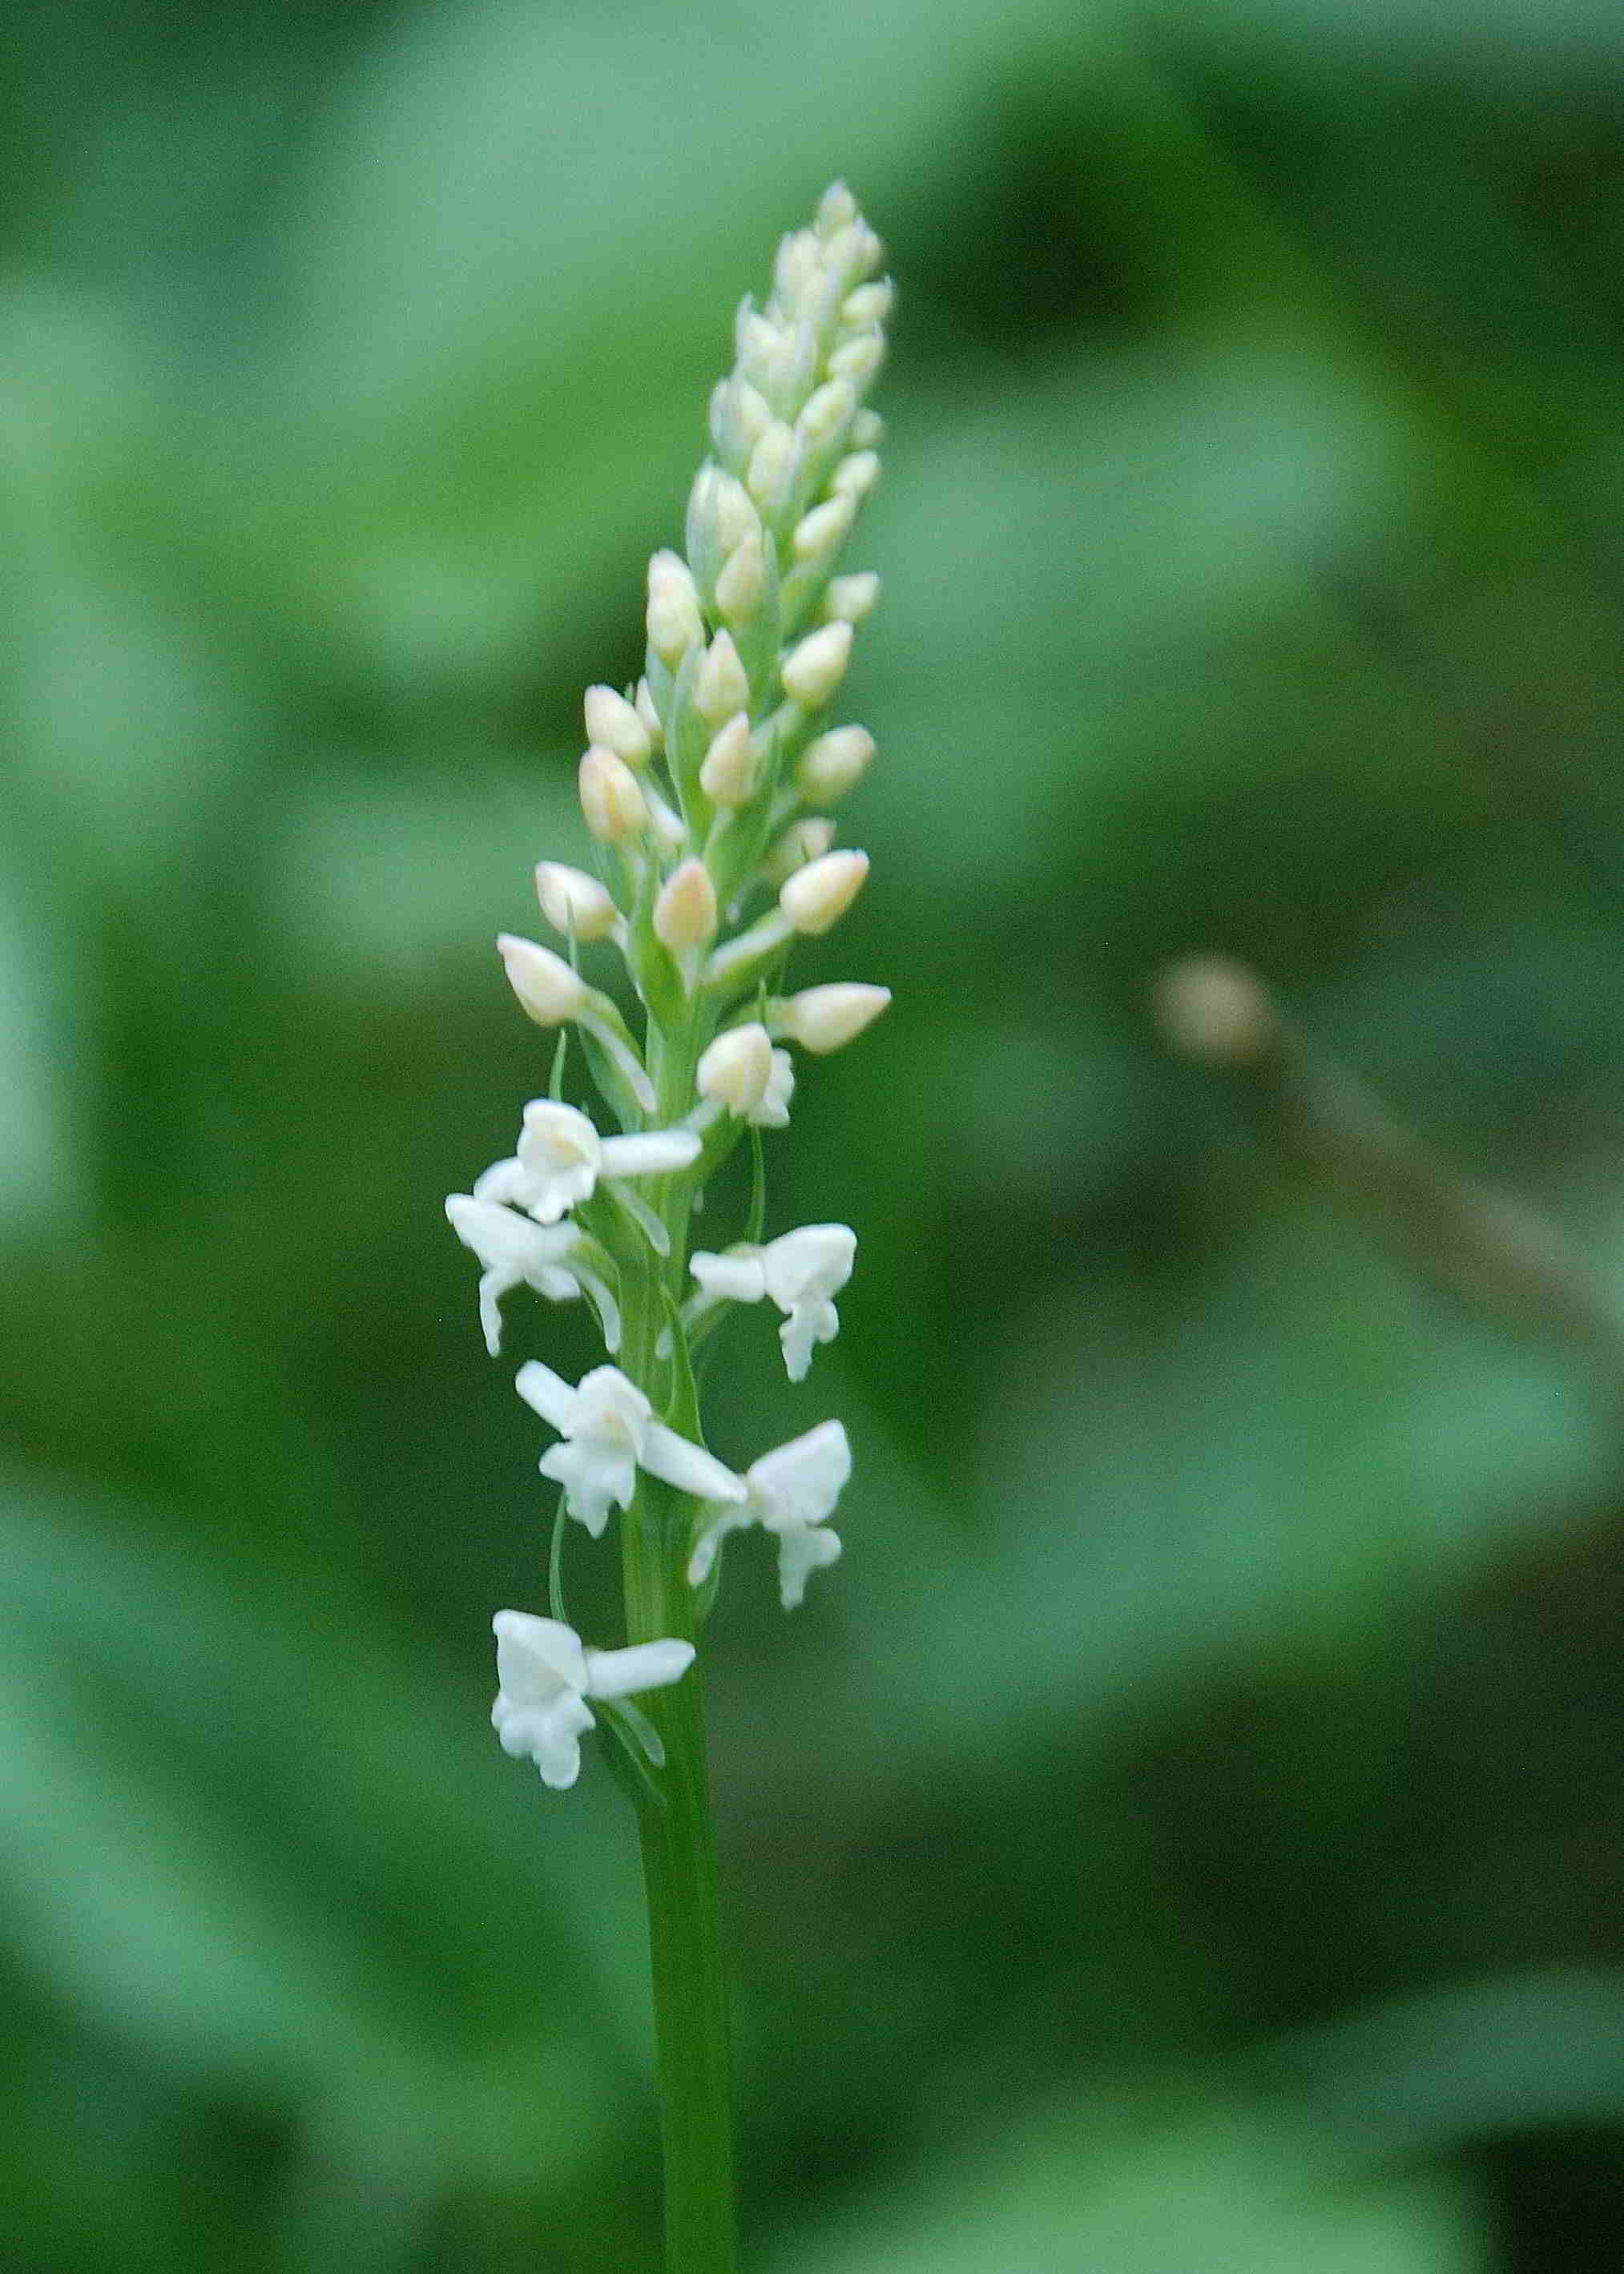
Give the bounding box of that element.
[619,1017,736,2274]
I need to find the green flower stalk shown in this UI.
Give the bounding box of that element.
[445,182,893,2272]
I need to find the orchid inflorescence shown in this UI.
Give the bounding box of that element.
[448,182,891,1793]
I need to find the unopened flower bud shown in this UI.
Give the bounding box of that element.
[792,494,856,562]
[735,302,783,373]
[841,279,893,327]
[797,724,875,804]
[778,982,891,1053]
[776,229,822,302]
[781,620,852,709]
[798,377,856,452]
[634,677,663,743]
[761,816,835,886]
[824,220,882,283]
[780,849,869,936]
[820,571,881,627]
[498,933,588,1026]
[695,631,750,727]
[711,377,773,462]
[828,331,885,389]
[697,1022,773,1115]
[647,550,703,666]
[583,683,652,768]
[534,861,619,942]
[715,530,766,624]
[699,712,756,806]
[579,746,648,842]
[653,858,719,954]
[746,421,797,514]
[831,450,880,502]
[850,409,884,449]
[690,465,760,563]
[816,180,860,235]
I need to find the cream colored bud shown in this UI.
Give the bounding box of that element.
[780,982,891,1053]
[781,620,852,709]
[735,302,783,371]
[820,571,881,627]
[579,746,648,842]
[797,724,875,804]
[842,279,893,327]
[498,933,588,1026]
[746,421,798,514]
[583,683,652,768]
[715,530,766,624]
[534,861,619,942]
[774,228,821,304]
[831,450,881,503]
[816,180,860,234]
[792,494,856,562]
[715,377,772,455]
[697,1022,774,1115]
[828,331,885,388]
[780,849,868,936]
[695,631,750,727]
[824,220,882,283]
[691,465,760,562]
[798,377,856,451]
[647,550,703,666]
[699,712,756,807]
[761,816,835,887]
[634,677,663,743]
[850,409,884,449]
[653,858,719,954]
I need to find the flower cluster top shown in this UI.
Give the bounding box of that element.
[446,183,892,1792]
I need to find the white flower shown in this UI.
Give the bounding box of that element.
[690,1224,855,1381]
[515,1360,746,1536]
[478,1101,700,1228]
[687,1420,850,1609]
[445,1193,619,1356]
[491,1610,694,1791]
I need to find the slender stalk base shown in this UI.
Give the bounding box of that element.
[619,1016,736,2272]
[637,1652,736,2273]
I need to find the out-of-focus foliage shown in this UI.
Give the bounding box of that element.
[6,0,1624,2266]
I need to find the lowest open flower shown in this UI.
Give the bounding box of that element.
[491,1611,695,1790]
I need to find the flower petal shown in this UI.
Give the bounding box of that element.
[492,1608,589,1699]
[747,1419,852,1530]
[643,1422,748,1504]
[691,1251,768,1304]
[514,1358,576,1432]
[777,1524,842,1611]
[540,1439,636,1536]
[584,1638,695,1701]
[471,1157,526,1205]
[601,1129,703,1178]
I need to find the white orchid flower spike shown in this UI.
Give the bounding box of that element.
[445,1194,621,1356]
[689,1419,851,1609]
[491,1610,695,1790]
[477,1100,700,1233]
[690,1224,856,1381]
[516,1359,746,1536]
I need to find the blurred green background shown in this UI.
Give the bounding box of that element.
[7,0,1624,2267]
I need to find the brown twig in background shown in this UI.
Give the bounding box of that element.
[1154,956,1624,1397]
